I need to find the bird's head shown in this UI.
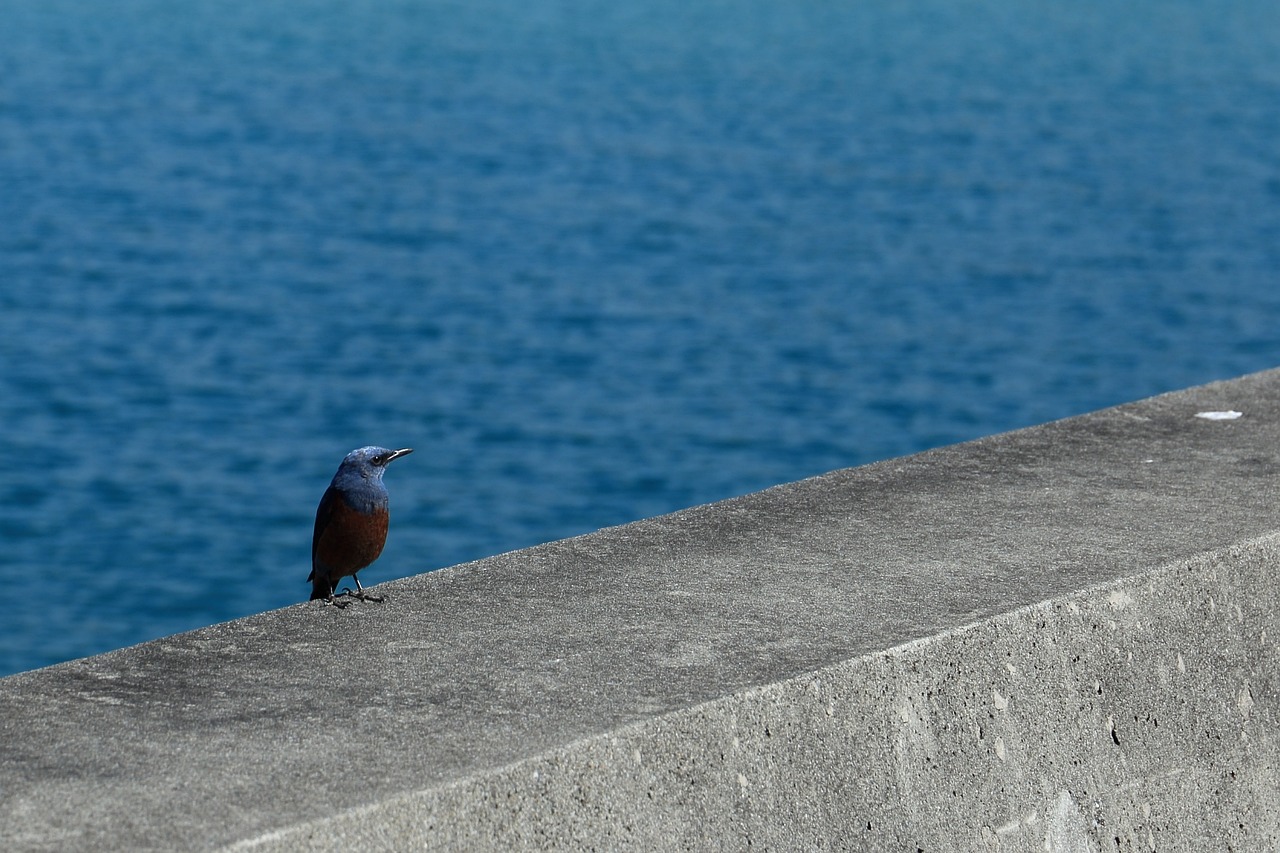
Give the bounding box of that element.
[337,446,414,482]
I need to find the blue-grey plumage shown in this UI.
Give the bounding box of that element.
[309,446,412,605]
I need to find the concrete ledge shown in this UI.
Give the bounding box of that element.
[3,369,1280,851]
[252,537,1279,852]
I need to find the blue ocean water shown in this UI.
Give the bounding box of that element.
[1,0,1279,677]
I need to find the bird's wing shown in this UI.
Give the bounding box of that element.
[309,484,340,582]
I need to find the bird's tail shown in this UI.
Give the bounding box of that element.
[309,573,330,601]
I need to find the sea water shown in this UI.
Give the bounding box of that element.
[1,0,1279,675]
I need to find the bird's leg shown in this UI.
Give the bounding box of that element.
[350,576,384,603]
[322,583,350,608]
[328,579,383,604]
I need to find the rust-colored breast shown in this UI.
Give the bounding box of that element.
[312,492,390,582]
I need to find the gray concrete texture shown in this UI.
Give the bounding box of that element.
[2,368,1279,851]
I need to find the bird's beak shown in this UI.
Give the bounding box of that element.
[386,448,413,463]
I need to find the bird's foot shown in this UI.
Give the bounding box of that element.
[322,595,351,609]
[335,587,385,604]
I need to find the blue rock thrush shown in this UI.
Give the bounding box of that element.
[309,446,413,606]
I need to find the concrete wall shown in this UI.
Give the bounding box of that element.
[2,369,1280,851]
[324,540,1275,853]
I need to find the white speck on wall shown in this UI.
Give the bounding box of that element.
[993,689,1009,711]
[1107,589,1133,610]
[1195,410,1243,420]
[1238,682,1255,718]
[995,819,1021,836]
[1044,790,1094,853]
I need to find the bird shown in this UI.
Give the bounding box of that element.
[309,446,413,606]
